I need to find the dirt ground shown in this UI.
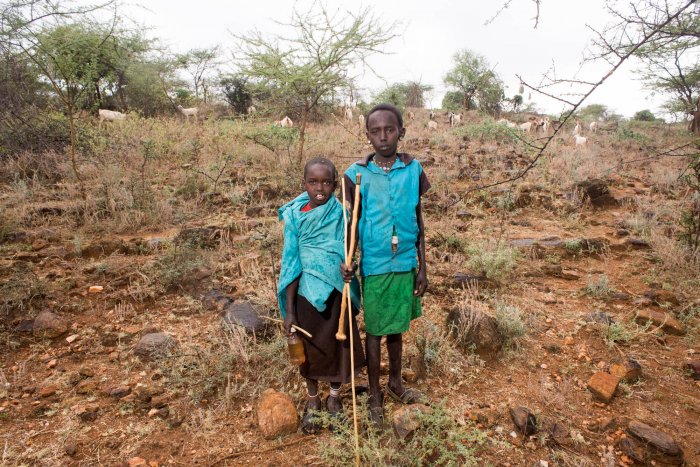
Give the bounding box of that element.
[1,110,698,466]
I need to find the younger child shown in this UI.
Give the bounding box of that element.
[341,104,430,427]
[278,157,365,433]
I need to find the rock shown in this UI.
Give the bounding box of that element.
[576,179,617,207]
[203,289,234,312]
[65,443,78,456]
[585,311,614,325]
[643,289,680,306]
[222,301,271,337]
[446,306,502,356]
[13,319,34,333]
[109,386,131,399]
[451,272,495,289]
[76,403,99,422]
[65,334,79,343]
[684,361,700,380]
[31,238,48,251]
[80,238,125,259]
[32,311,68,338]
[587,372,620,403]
[175,226,221,249]
[88,285,104,293]
[635,309,685,335]
[627,421,684,464]
[624,237,651,249]
[610,357,642,382]
[245,206,264,217]
[510,407,537,435]
[76,380,97,395]
[39,385,59,398]
[79,367,95,378]
[256,389,298,439]
[392,404,431,440]
[128,457,148,467]
[548,422,569,445]
[618,436,646,463]
[456,210,479,220]
[133,333,178,360]
[563,336,575,346]
[150,394,170,408]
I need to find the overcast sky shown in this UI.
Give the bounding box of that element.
[122,0,667,118]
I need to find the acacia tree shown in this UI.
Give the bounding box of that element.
[236,4,396,164]
[177,46,220,102]
[443,49,504,114]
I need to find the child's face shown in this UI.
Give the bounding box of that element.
[303,163,336,208]
[366,110,405,158]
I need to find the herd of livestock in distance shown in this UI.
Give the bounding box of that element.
[96,103,608,146]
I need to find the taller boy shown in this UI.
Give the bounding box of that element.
[341,103,430,426]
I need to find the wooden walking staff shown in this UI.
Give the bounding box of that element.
[338,173,361,466]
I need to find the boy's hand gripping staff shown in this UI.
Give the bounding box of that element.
[336,173,361,341]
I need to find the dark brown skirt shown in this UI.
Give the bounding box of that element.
[295,289,365,383]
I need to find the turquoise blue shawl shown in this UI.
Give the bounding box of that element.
[277,192,360,318]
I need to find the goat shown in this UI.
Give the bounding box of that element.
[98,109,126,125]
[589,121,598,133]
[177,105,198,120]
[247,105,256,114]
[277,116,293,127]
[429,110,436,120]
[574,134,587,146]
[519,121,534,132]
[449,112,462,127]
[542,117,551,133]
[427,120,438,131]
[407,110,415,121]
[344,107,353,122]
[573,119,582,136]
[358,114,365,128]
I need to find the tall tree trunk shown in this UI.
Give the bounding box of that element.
[66,97,86,203]
[296,105,309,166]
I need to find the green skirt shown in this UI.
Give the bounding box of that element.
[362,270,422,336]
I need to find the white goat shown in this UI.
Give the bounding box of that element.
[429,110,436,120]
[177,105,199,121]
[449,112,462,127]
[519,121,534,132]
[573,120,582,136]
[277,116,293,127]
[542,117,551,133]
[574,134,587,146]
[589,121,598,133]
[427,120,438,131]
[407,110,415,121]
[358,114,365,128]
[247,105,256,114]
[344,107,353,122]
[98,109,126,124]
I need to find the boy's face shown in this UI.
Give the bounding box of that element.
[303,163,336,208]
[366,110,405,158]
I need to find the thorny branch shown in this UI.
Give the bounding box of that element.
[450,0,698,208]
[484,0,541,28]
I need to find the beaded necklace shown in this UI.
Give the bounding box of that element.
[373,155,397,172]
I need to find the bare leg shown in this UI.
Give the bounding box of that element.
[306,378,321,411]
[327,382,343,412]
[386,333,404,394]
[366,334,383,426]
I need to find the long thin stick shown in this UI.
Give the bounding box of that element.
[336,174,362,340]
[259,316,313,339]
[347,281,360,466]
[337,177,350,341]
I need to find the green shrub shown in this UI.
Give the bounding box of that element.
[151,242,209,291]
[584,274,613,298]
[494,302,526,351]
[453,120,517,143]
[466,240,520,280]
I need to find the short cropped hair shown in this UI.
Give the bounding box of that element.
[365,103,403,130]
[304,157,338,180]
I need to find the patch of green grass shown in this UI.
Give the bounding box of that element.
[316,399,495,466]
[564,239,583,254]
[151,241,209,291]
[583,274,613,298]
[466,240,521,280]
[494,302,526,351]
[453,120,518,143]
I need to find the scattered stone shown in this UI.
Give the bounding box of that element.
[133,332,178,360]
[587,372,620,403]
[47,359,57,369]
[456,210,479,219]
[76,380,97,395]
[256,389,298,439]
[576,179,617,207]
[627,421,684,465]
[548,422,569,445]
[609,292,630,301]
[109,386,131,399]
[610,357,642,382]
[451,272,495,289]
[203,289,234,311]
[150,394,170,408]
[635,309,685,335]
[31,238,48,251]
[88,285,104,293]
[684,361,700,380]
[13,319,34,333]
[245,206,264,217]
[222,301,271,337]
[65,443,78,456]
[643,289,680,306]
[563,336,575,346]
[79,367,95,378]
[65,334,79,344]
[618,436,646,464]
[510,407,537,435]
[76,404,99,422]
[446,306,502,357]
[39,385,59,398]
[585,311,614,325]
[392,404,431,440]
[32,311,68,338]
[624,237,651,249]
[128,457,148,467]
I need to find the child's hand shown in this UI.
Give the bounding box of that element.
[414,268,428,297]
[340,261,357,283]
[283,310,298,335]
